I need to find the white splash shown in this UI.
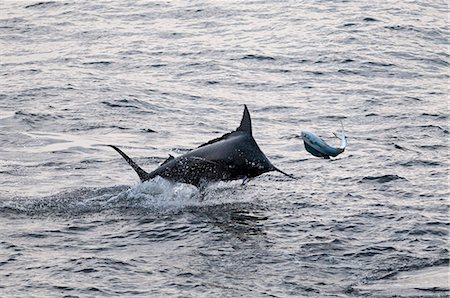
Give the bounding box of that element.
[106,176,201,210]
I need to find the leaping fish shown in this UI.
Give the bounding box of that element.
[109,105,295,187]
[301,122,347,159]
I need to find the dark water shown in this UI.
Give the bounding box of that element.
[1,1,449,297]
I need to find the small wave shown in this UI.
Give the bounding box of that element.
[418,144,448,150]
[393,144,408,150]
[14,110,62,121]
[355,263,449,296]
[239,54,275,61]
[406,228,448,237]
[415,124,448,134]
[68,124,132,132]
[405,96,422,101]
[338,69,360,75]
[24,1,67,9]
[301,238,347,251]
[82,61,112,66]
[141,128,157,133]
[360,174,406,183]
[385,24,421,32]
[421,113,448,120]
[305,70,324,76]
[399,160,442,167]
[100,99,158,115]
[150,63,167,68]
[362,17,379,22]
[346,246,397,258]
[363,61,395,67]
[414,286,449,292]
[101,100,140,109]
[257,105,291,112]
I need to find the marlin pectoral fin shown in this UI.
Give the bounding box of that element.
[272,166,297,179]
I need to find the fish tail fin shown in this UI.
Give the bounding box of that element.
[108,145,149,182]
[333,120,347,150]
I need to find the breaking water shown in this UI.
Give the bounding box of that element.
[0,1,449,297]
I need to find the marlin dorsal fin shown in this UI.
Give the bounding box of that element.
[236,104,252,135]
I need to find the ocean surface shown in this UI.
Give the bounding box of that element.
[0,1,449,297]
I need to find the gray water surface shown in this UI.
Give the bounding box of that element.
[0,1,449,297]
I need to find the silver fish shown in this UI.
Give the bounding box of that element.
[301,122,347,159]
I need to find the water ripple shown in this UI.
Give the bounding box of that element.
[0,0,448,296]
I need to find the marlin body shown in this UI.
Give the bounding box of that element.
[110,105,293,186]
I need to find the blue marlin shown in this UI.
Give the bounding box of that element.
[110,105,294,186]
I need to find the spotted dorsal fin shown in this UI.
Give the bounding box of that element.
[236,104,252,135]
